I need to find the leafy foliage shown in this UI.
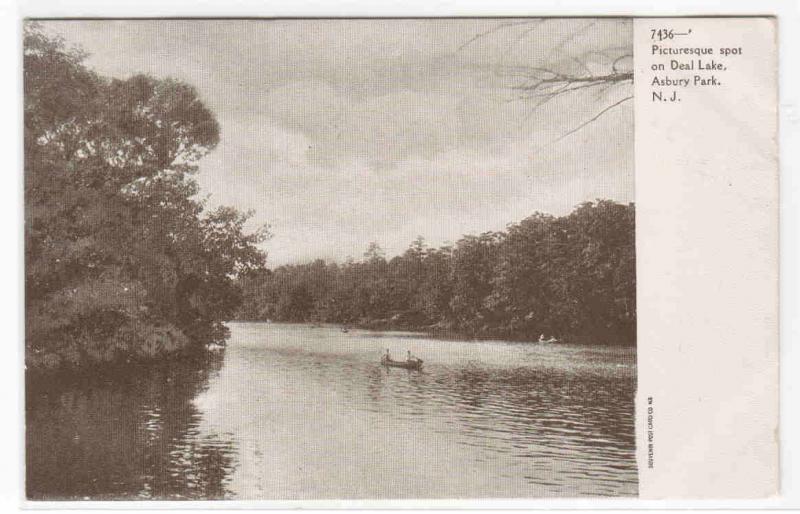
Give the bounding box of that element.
[25,25,267,370]
[237,201,635,345]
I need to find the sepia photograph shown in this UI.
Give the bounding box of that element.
[24,18,637,500]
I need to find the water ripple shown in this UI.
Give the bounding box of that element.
[26,322,637,499]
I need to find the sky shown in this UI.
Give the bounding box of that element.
[42,19,633,266]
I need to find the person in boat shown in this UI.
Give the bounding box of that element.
[385,349,391,361]
[539,334,545,343]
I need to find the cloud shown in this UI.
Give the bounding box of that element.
[42,18,633,265]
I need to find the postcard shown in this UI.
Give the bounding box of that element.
[22,17,778,501]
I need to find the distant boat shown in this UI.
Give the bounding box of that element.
[381,355,423,370]
[341,327,349,333]
[538,336,559,344]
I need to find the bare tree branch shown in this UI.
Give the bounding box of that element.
[550,95,633,145]
[511,69,632,92]
[548,21,596,57]
[612,54,633,73]
[457,21,634,146]
[456,20,541,53]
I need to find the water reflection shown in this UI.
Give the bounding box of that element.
[27,323,637,499]
[26,354,238,500]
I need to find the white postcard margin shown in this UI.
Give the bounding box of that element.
[634,17,779,499]
[2,8,794,509]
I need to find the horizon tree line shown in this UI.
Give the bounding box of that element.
[236,200,636,345]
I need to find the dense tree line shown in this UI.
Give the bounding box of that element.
[237,200,636,345]
[24,26,267,370]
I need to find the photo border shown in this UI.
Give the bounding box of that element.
[2,0,797,510]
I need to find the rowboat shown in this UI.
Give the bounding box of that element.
[381,355,423,370]
[538,337,559,344]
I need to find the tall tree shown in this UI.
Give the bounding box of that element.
[25,25,267,370]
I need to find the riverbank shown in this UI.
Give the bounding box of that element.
[237,317,635,347]
[26,315,633,375]
[25,342,221,376]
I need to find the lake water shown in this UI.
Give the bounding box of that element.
[26,322,638,500]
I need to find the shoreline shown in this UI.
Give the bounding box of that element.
[27,319,635,375]
[231,318,637,347]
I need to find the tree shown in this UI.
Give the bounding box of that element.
[449,232,504,332]
[459,19,633,144]
[24,24,267,370]
[235,201,635,345]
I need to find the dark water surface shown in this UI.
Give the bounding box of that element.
[26,322,638,499]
